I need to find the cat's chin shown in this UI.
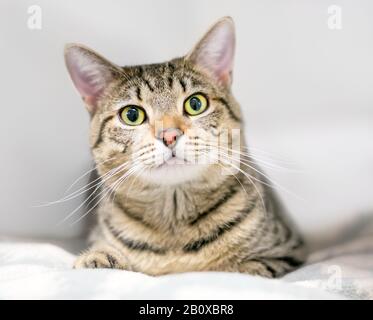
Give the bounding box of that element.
[141,160,208,185]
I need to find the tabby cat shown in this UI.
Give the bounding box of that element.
[64,17,307,277]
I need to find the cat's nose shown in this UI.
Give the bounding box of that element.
[157,128,183,148]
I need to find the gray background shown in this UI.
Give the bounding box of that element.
[1,0,372,245]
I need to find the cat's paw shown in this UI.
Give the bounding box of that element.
[74,250,128,270]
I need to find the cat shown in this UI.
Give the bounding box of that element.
[64,17,307,277]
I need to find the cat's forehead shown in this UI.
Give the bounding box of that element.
[109,60,215,112]
[123,61,212,92]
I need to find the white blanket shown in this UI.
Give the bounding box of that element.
[1,225,372,300]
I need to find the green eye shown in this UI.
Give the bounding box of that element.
[184,93,208,116]
[119,106,146,126]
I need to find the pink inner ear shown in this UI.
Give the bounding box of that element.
[65,48,109,112]
[190,19,235,86]
[67,57,102,107]
[214,32,235,83]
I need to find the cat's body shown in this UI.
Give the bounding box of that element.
[66,17,307,277]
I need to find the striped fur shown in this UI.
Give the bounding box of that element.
[69,18,307,277]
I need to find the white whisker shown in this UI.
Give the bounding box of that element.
[40,161,131,207]
[215,149,304,201]
[63,157,116,196]
[70,165,142,225]
[56,162,133,224]
[199,150,267,215]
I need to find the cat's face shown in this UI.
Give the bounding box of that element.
[65,17,241,186]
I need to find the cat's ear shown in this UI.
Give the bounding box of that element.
[186,17,236,87]
[64,44,120,113]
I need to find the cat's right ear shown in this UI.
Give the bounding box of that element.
[64,44,120,114]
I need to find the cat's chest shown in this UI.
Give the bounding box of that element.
[101,211,252,275]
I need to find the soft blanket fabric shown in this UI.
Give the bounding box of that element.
[1,227,372,299]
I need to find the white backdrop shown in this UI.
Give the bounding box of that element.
[1,0,373,245]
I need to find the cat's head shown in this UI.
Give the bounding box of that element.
[64,17,241,186]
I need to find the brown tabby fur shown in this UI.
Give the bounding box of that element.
[66,17,307,277]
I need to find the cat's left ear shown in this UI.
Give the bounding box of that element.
[186,17,236,87]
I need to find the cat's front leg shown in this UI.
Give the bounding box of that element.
[74,245,131,270]
[236,257,304,278]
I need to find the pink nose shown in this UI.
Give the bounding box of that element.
[158,128,183,148]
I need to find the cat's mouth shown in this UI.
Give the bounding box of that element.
[142,153,207,185]
[159,155,191,167]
